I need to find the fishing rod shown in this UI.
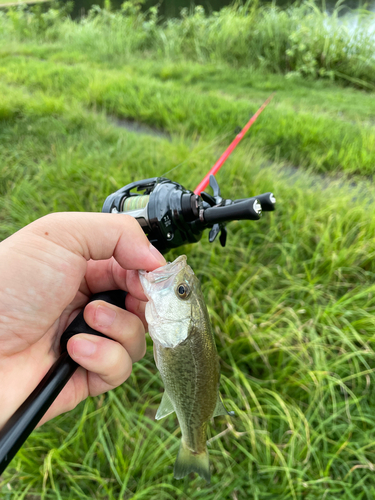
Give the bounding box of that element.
[0,95,275,475]
[194,93,275,195]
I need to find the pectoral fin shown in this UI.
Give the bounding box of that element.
[213,395,235,417]
[155,391,175,420]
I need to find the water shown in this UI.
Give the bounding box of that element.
[71,0,231,18]
[70,0,364,19]
[72,0,234,18]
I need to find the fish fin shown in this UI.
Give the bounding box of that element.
[174,439,211,483]
[153,343,159,369]
[213,395,235,417]
[155,391,175,420]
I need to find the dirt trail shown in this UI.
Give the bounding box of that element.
[115,118,170,140]
[113,116,373,201]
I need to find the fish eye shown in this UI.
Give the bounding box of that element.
[176,283,190,299]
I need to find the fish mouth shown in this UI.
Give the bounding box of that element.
[139,255,194,348]
[140,255,187,284]
[139,255,188,298]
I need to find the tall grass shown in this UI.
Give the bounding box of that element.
[2,108,375,497]
[1,3,375,497]
[1,54,375,175]
[1,0,375,87]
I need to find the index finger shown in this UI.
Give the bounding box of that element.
[84,259,147,301]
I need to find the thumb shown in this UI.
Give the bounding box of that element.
[26,212,166,271]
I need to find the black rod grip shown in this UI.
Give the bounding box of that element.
[0,289,127,475]
[60,290,127,351]
[0,352,78,474]
[203,199,262,224]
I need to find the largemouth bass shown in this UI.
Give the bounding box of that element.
[139,255,230,482]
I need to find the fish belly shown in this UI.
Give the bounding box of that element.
[155,323,219,453]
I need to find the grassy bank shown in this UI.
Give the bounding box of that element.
[1,50,375,175]
[1,2,375,499]
[2,96,375,500]
[0,0,51,7]
[1,1,375,177]
[1,0,375,87]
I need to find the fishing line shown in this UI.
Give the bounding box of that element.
[162,92,275,183]
[194,93,276,195]
[160,131,234,178]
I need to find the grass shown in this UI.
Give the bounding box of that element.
[0,0,51,6]
[1,2,375,499]
[1,52,375,175]
[2,0,375,86]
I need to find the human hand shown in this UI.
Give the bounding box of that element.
[0,212,166,429]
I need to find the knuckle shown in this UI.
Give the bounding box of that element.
[123,323,141,343]
[122,361,133,382]
[110,345,131,380]
[122,214,142,232]
[140,341,147,359]
[65,397,80,413]
[109,357,132,387]
[119,312,145,341]
[134,340,147,362]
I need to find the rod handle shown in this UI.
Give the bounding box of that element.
[0,290,127,475]
[0,352,78,475]
[60,290,127,351]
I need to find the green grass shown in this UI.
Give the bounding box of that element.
[0,0,51,5]
[2,0,375,86]
[1,52,375,175]
[1,2,375,499]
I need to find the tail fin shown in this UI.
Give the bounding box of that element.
[174,439,211,483]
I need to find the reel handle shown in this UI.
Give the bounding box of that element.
[235,192,276,212]
[203,198,262,224]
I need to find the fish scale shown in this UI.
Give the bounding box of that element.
[139,255,231,482]
[156,325,219,452]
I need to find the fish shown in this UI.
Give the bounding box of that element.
[139,255,231,482]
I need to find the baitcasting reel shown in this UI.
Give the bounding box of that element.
[102,175,276,252]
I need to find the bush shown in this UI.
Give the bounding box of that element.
[0,0,374,88]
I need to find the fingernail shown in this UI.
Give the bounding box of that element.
[73,338,97,357]
[95,305,116,327]
[149,243,166,266]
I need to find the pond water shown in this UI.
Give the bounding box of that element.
[72,0,235,18]
[70,0,364,19]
